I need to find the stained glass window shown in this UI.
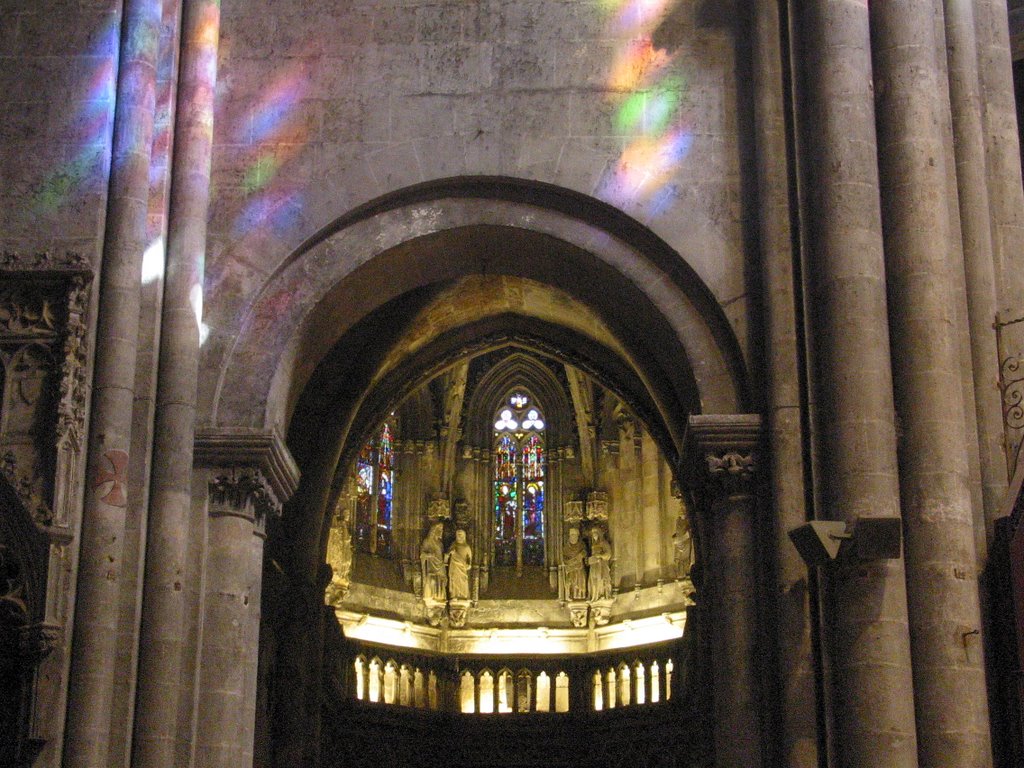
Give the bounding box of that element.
[493,393,545,567]
[354,422,395,557]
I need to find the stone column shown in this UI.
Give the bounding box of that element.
[131,0,220,763]
[750,1,817,764]
[64,1,163,765]
[193,429,300,768]
[942,0,1007,546]
[976,0,1024,465]
[796,1,919,764]
[870,3,993,764]
[686,414,763,768]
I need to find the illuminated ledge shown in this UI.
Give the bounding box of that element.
[335,609,687,654]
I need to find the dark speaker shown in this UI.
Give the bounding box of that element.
[788,521,849,567]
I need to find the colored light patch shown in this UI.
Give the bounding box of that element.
[608,39,673,92]
[644,85,681,134]
[189,283,204,333]
[247,62,309,144]
[610,0,674,34]
[617,128,693,191]
[615,92,646,133]
[241,153,282,194]
[141,238,165,284]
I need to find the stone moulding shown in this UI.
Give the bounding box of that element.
[194,427,301,507]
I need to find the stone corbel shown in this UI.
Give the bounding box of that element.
[684,414,762,498]
[194,428,301,535]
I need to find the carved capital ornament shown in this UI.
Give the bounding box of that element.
[684,414,762,499]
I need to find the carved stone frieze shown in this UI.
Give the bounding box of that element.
[427,495,450,520]
[0,287,60,337]
[1,453,52,527]
[55,275,90,453]
[585,491,609,521]
[0,250,90,273]
[590,599,613,627]
[563,500,584,525]
[704,450,758,496]
[0,251,93,534]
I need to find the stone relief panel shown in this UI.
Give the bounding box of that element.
[0,251,91,533]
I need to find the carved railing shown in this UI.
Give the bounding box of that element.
[325,636,684,716]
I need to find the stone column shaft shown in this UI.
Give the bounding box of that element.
[797,1,919,765]
[976,0,1024,465]
[64,1,162,764]
[751,0,818,763]
[192,430,299,768]
[871,2,993,764]
[687,415,764,768]
[132,0,219,763]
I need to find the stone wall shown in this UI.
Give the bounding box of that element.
[202,0,751,424]
[0,1,121,258]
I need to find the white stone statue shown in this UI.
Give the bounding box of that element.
[562,527,587,601]
[420,522,446,601]
[446,528,472,600]
[587,527,612,601]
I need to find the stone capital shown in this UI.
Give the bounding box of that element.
[17,622,61,664]
[195,427,301,528]
[684,414,762,497]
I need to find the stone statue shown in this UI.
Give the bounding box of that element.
[562,527,587,600]
[587,527,612,601]
[446,528,472,600]
[420,522,446,601]
[672,510,694,579]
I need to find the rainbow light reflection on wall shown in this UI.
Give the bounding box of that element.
[596,0,694,218]
[33,16,121,215]
[228,55,316,240]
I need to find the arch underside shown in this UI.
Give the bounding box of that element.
[212,180,747,576]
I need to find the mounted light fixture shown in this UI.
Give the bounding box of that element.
[789,517,902,567]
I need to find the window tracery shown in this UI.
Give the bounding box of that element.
[493,393,546,568]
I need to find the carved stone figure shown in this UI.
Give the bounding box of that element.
[446,528,472,600]
[587,527,612,601]
[672,510,694,579]
[325,496,353,604]
[562,527,587,601]
[420,523,446,601]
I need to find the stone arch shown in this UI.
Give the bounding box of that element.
[461,350,573,450]
[211,178,747,580]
